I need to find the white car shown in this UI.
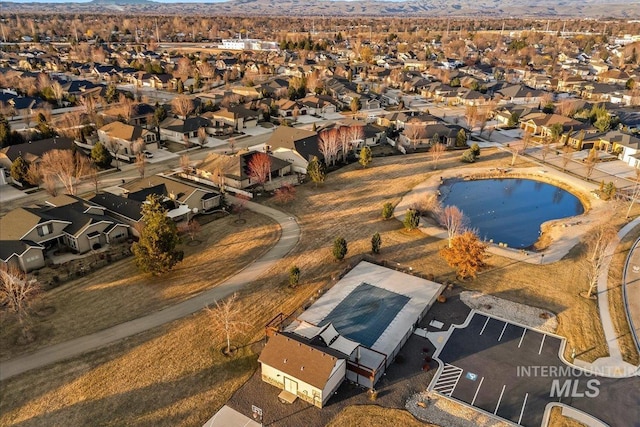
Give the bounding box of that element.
[143,150,154,158]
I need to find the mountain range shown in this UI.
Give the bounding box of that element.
[1,0,639,18]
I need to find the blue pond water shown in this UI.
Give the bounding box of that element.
[440,178,584,248]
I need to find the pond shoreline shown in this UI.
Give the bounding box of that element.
[396,166,610,264]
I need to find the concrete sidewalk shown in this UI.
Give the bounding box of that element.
[0,199,300,381]
[623,236,640,353]
[584,217,640,377]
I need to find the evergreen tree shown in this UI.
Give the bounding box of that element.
[359,146,372,168]
[105,84,117,103]
[132,195,183,276]
[10,156,28,183]
[288,265,301,287]
[0,115,11,148]
[307,156,326,186]
[381,202,394,220]
[332,236,348,261]
[403,209,420,230]
[455,129,467,147]
[371,232,382,254]
[91,142,113,169]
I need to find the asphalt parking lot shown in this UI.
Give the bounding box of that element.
[431,312,640,427]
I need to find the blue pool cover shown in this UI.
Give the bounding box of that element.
[319,283,410,347]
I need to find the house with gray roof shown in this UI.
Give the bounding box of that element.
[0,195,129,272]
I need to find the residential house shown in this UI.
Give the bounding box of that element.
[100,103,156,127]
[88,192,144,231]
[497,84,546,105]
[0,93,41,119]
[0,136,75,172]
[0,195,130,272]
[194,151,293,193]
[520,113,582,137]
[97,122,157,159]
[265,126,321,173]
[598,69,633,86]
[600,131,640,167]
[298,95,339,116]
[275,99,307,118]
[210,105,261,132]
[159,116,211,144]
[117,175,221,214]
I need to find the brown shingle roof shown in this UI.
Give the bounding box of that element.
[258,333,341,389]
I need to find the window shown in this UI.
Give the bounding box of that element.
[37,224,53,237]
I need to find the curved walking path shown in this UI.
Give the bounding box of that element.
[623,236,640,353]
[0,197,300,381]
[569,216,640,377]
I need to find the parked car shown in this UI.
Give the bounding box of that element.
[143,150,154,158]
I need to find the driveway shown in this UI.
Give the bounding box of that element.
[0,199,300,381]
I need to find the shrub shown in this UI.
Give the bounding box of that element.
[371,232,382,254]
[288,265,301,287]
[460,149,476,163]
[381,202,394,220]
[332,237,348,261]
[471,143,481,157]
[403,209,420,230]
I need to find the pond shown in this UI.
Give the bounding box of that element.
[440,178,585,248]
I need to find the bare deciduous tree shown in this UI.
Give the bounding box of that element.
[273,183,296,204]
[51,81,64,107]
[39,150,89,195]
[135,153,146,179]
[247,152,272,190]
[584,148,598,180]
[207,292,250,355]
[404,123,425,150]
[560,146,572,171]
[197,127,207,148]
[337,126,351,163]
[439,205,468,248]
[430,143,446,170]
[0,264,41,339]
[178,219,201,241]
[180,154,191,174]
[25,162,43,188]
[348,125,365,150]
[318,128,340,166]
[582,224,617,298]
[171,95,195,119]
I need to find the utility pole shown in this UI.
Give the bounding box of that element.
[155,19,160,43]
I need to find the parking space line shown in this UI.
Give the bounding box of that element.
[470,376,485,406]
[479,316,490,335]
[518,328,526,348]
[538,334,546,355]
[518,393,529,425]
[498,322,508,341]
[494,385,506,414]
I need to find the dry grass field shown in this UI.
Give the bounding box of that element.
[1,147,633,426]
[327,405,434,427]
[0,211,279,361]
[607,224,640,365]
[548,407,588,427]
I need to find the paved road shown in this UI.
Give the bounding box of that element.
[0,199,300,381]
